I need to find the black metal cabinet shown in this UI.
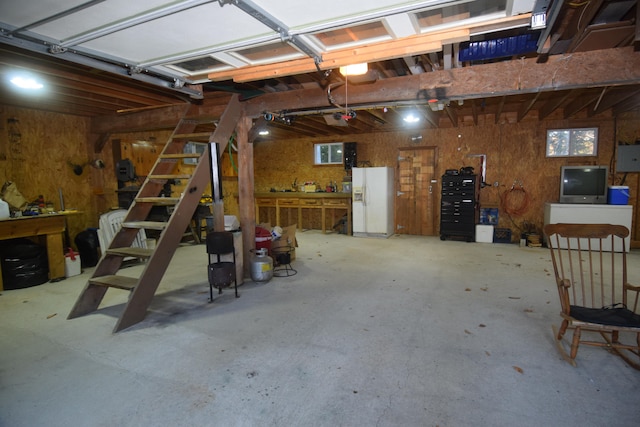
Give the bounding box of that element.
[440,174,479,241]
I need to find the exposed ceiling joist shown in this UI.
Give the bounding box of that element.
[242,47,640,116]
[0,0,638,141]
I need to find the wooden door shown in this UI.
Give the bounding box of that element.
[395,147,438,235]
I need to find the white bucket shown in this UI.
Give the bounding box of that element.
[0,198,10,220]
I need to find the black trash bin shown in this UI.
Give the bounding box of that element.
[0,238,49,290]
[74,228,100,267]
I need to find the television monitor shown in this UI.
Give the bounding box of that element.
[559,165,608,204]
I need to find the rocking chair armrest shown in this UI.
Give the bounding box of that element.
[625,283,640,292]
[559,278,572,288]
[625,283,640,314]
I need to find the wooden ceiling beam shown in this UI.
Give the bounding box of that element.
[589,88,640,116]
[636,2,640,48]
[352,110,387,129]
[416,105,439,128]
[0,95,103,117]
[364,109,389,125]
[470,99,479,126]
[494,96,506,124]
[444,105,458,127]
[538,91,573,120]
[0,53,182,106]
[89,48,640,135]
[90,96,233,133]
[563,92,600,118]
[267,120,323,138]
[565,0,605,53]
[243,47,640,117]
[612,93,640,115]
[293,116,343,136]
[517,92,541,122]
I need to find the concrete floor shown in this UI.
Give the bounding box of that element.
[1,231,639,427]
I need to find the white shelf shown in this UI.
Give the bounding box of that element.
[544,203,633,252]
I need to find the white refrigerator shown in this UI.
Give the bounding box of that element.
[352,167,395,238]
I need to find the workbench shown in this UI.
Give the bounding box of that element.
[255,192,352,235]
[0,213,76,291]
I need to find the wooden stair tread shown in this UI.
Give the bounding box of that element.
[122,220,167,230]
[159,153,200,159]
[148,174,192,180]
[67,94,242,333]
[135,197,180,205]
[171,132,211,140]
[106,247,154,258]
[89,275,138,290]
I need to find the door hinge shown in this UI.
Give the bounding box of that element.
[397,224,405,229]
[397,156,406,161]
[396,191,405,196]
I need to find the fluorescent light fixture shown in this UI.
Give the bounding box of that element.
[10,75,44,90]
[339,63,368,76]
[258,130,270,136]
[403,112,420,123]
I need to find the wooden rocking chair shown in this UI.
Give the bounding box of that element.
[544,223,640,369]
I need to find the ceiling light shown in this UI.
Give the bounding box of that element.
[403,112,420,123]
[339,63,368,76]
[258,130,269,136]
[10,75,44,90]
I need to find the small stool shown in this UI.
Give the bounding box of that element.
[272,246,297,277]
[206,231,239,301]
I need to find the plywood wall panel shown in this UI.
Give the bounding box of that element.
[253,113,631,239]
[254,139,347,193]
[3,105,636,246]
[0,107,97,245]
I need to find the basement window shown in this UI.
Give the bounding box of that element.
[314,143,343,165]
[546,128,598,157]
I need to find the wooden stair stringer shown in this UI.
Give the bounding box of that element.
[67,109,198,320]
[113,94,243,332]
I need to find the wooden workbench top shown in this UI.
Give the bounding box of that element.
[255,192,351,199]
[0,211,81,222]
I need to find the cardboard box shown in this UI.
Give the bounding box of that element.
[65,253,81,277]
[271,223,298,261]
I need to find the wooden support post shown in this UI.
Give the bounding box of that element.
[237,114,255,276]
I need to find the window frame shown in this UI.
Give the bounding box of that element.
[314,142,344,165]
[545,127,599,158]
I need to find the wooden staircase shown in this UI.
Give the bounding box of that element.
[68,95,242,332]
